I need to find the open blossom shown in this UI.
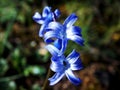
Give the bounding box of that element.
[33,6,61,37]
[45,45,83,85]
[44,13,84,55]
[33,6,84,86]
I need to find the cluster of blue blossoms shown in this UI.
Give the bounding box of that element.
[33,6,84,86]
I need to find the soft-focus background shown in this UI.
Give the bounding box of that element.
[0,0,120,90]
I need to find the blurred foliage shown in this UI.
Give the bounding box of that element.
[0,0,120,90]
[0,58,8,76]
[0,81,16,90]
[0,0,33,24]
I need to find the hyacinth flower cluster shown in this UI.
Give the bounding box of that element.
[33,6,84,86]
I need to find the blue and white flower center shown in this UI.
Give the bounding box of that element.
[63,61,67,66]
[62,60,69,70]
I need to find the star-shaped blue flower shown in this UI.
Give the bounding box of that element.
[43,13,84,55]
[33,6,61,37]
[45,45,83,85]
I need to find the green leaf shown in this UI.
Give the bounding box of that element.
[24,66,46,76]
[0,58,8,76]
[0,81,16,90]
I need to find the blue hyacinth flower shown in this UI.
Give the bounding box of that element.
[44,13,84,54]
[45,45,83,85]
[33,6,61,37]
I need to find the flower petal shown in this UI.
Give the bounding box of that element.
[54,39,62,50]
[48,72,65,86]
[66,26,82,36]
[42,6,51,17]
[70,58,83,70]
[50,56,64,72]
[39,24,46,37]
[46,22,63,31]
[66,50,79,63]
[54,9,61,19]
[33,12,44,24]
[45,44,59,56]
[44,30,61,43]
[59,39,68,56]
[63,13,78,28]
[39,21,54,37]
[67,35,84,46]
[53,39,67,56]
[66,50,83,70]
[33,12,42,19]
[65,69,81,85]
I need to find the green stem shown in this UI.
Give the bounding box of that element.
[42,67,52,90]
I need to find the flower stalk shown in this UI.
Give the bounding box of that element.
[42,67,51,90]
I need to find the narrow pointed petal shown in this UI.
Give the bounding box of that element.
[44,22,63,43]
[44,30,61,43]
[42,6,51,17]
[70,63,83,70]
[54,9,61,18]
[66,26,82,36]
[54,39,62,50]
[70,59,83,70]
[66,50,79,63]
[33,12,44,24]
[65,69,81,85]
[67,35,84,46]
[54,39,67,55]
[46,22,63,31]
[63,13,78,28]
[48,72,65,86]
[39,22,52,37]
[33,12,42,19]
[45,44,59,56]
[50,56,64,72]
[39,24,46,37]
[59,39,68,56]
